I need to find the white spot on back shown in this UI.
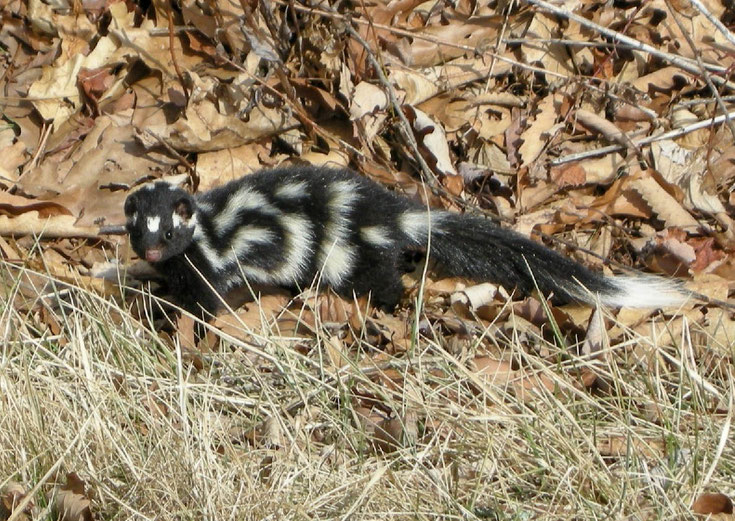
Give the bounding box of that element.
[318,180,359,285]
[399,211,444,242]
[200,200,214,212]
[132,212,139,225]
[191,203,316,287]
[360,225,393,247]
[274,181,308,199]
[146,215,161,233]
[143,184,155,191]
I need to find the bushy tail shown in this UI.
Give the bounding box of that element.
[412,212,685,308]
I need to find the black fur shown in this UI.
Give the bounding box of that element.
[124,165,679,317]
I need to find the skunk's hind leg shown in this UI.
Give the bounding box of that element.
[337,258,406,310]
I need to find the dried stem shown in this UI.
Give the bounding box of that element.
[524,0,735,90]
[666,2,735,141]
[340,20,438,186]
[551,109,735,165]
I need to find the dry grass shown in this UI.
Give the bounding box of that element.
[1,261,733,520]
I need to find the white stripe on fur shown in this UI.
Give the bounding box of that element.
[274,181,308,199]
[564,274,686,308]
[399,210,444,242]
[214,187,277,234]
[318,180,359,285]
[360,225,393,246]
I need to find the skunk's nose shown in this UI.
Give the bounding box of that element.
[145,248,163,262]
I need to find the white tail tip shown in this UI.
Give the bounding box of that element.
[600,276,688,308]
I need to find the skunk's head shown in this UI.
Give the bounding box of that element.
[124,182,197,263]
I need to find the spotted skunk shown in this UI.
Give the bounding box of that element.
[124,165,685,317]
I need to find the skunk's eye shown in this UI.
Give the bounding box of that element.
[165,230,173,240]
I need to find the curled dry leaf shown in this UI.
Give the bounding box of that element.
[519,94,563,170]
[471,356,555,402]
[450,282,498,313]
[595,436,665,460]
[55,473,94,521]
[550,163,586,187]
[143,100,298,152]
[372,417,408,453]
[404,106,457,177]
[0,481,32,521]
[630,175,700,230]
[349,82,389,120]
[580,307,605,357]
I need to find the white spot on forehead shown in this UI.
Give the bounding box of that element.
[172,211,182,228]
[360,225,392,247]
[274,181,308,199]
[146,215,161,233]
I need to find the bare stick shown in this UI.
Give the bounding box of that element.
[690,0,735,50]
[524,0,735,90]
[551,109,735,165]
[666,2,735,141]
[98,225,128,235]
[341,21,438,186]
[167,5,190,104]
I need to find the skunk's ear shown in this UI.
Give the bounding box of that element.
[124,195,137,217]
[174,197,193,221]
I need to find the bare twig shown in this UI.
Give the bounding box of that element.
[551,109,735,165]
[272,0,574,82]
[666,2,735,141]
[524,0,735,90]
[340,20,438,186]
[676,95,735,106]
[98,225,128,235]
[138,128,195,172]
[167,5,190,104]
[689,0,735,50]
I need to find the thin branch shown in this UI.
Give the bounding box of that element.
[666,2,735,141]
[690,0,735,50]
[167,5,190,104]
[98,225,128,235]
[524,0,735,90]
[341,20,438,186]
[273,0,574,82]
[676,95,735,106]
[551,109,735,165]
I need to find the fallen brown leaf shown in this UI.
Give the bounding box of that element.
[55,473,94,521]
